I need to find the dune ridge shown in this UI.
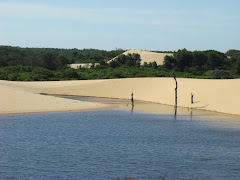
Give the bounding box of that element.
[0,78,240,116]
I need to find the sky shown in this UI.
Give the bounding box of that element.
[0,0,240,52]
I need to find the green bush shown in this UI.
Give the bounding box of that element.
[8,74,18,81]
[62,68,79,79]
[205,70,234,79]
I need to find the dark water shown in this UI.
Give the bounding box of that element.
[1,109,240,180]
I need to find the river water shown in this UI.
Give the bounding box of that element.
[0,98,240,179]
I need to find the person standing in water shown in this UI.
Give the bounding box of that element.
[131,92,134,106]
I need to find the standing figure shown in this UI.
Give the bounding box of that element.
[173,70,178,116]
[173,70,177,106]
[131,92,134,106]
[191,93,194,104]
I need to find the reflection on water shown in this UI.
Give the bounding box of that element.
[62,96,240,129]
[1,97,240,179]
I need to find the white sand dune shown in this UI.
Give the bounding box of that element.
[1,78,240,116]
[108,50,173,65]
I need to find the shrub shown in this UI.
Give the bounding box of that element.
[8,74,18,81]
[206,69,234,79]
[63,68,79,78]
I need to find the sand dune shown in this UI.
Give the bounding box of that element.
[69,63,99,69]
[69,50,172,68]
[109,50,173,65]
[0,78,240,115]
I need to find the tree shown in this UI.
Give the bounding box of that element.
[73,51,78,59]
[192,51,208,67]
[234,58,240,75]
[163,55,176,69]
[109,60,116,68]
[152,61,158,69]
[58,55,69,67]
[143,62,148,67]
[99,59,107,66]
[63,68,79,79]
[0,52,7,67]
[206,51,224,70]
[32,66,55,80]
[114,53,141,67]
[175,49,193,71]
[42,52,58,70]
[132,53,141,66]
[90,53,104,62]
[77,53,85,61]
[126,54,135,66]
[226,49,240,58]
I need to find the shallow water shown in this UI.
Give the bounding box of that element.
[63,96,240,129]
[1,108,240,179]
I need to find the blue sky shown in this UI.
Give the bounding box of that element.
[1,0,239,52]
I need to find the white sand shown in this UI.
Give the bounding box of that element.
[0,80,113,114]
[1,78,240,115]
[69,63,99,69]
[108,50,173,65]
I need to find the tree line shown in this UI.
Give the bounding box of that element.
[0,46,124,68]
[0,46,239,81]
[163,49,240,78]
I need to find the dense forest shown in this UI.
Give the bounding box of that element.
[0,46,124,67]
[0,46,239,81]
[163,49,240,78]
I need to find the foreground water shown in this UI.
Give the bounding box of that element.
[1,108,240,179]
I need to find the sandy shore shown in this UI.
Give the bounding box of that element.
[1,78,240,115]
[0,80,114,115]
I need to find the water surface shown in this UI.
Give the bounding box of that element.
[1,103,240,179]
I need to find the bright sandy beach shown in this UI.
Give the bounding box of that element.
[0,78,240,116]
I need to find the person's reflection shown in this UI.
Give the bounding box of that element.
[174,105,177,120]
[131,104,134,112]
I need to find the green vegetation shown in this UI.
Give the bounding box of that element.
[109,53,141,68]
[0,46,124,66]
[163,49,240,78]
[0,46,239,81]
[226,49,240,58]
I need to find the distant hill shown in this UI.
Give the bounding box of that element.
[109,50,173,65]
